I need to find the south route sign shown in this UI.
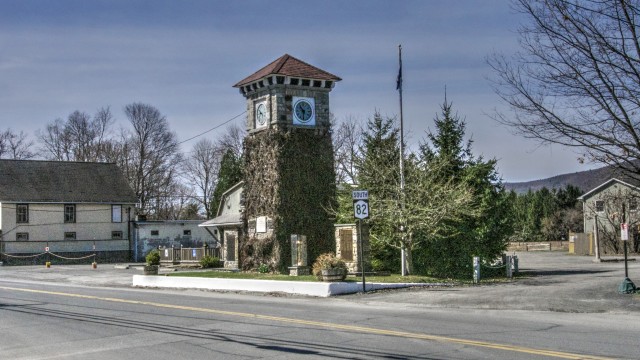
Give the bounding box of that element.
[352,190,369,219]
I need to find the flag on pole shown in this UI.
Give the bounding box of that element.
[396,45,403,91]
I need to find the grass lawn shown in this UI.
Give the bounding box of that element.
[168,270,443,283]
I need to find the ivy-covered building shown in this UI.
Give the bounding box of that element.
[233,54,341,272]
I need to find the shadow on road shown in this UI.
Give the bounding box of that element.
[520,269,615,276]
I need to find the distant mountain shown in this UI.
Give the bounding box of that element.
[503,165,619,194]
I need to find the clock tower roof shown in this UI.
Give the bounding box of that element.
[234,54,341,88]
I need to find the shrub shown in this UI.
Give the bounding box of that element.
[200,255,220,269]
[257,263,270,274]
[312,252,347,279]
[145,249,160,266]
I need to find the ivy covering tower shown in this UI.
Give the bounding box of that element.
[233,54,341,272]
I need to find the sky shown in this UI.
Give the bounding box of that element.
[0,0,596,182]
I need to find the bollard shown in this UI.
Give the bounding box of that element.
[92,261,97,269]
[45,261,51,268]
[473,256,480,284]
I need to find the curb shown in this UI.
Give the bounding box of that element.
[132,275,445,297]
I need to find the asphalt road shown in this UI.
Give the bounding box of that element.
[0,252,638,359]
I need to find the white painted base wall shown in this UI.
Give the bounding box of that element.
[132,275,437,297]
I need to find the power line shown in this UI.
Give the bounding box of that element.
[176,111,246,148]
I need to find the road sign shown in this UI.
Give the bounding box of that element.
[352,190,368,200]
[621,223,629,241]
[353,199,369,219]
[45,246,49,252]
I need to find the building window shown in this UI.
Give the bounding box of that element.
[183,230,191,236]
[112,205,122,223]
[111,231,123,240]
[151,230,159,236]
[630,199,638,212]
[595,200,605,213]
[16,232,29,241]
[64,232,76,240]
[64,204,76,223]
[16,204,29,223]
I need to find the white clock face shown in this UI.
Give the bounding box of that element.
[292,97,315,126]
[255,102,268,128]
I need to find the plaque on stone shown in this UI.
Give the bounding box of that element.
[256,216,267,233]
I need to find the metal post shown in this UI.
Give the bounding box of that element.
[623,204,629,278]
[594,215,601,261]
[359,219,366,293]
[398,44,407,276]
[624,240,629,278]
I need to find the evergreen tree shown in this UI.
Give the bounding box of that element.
[416,98,512,278]
[356,111,475,274]
[355,112,402,271]
[210,149,243,216]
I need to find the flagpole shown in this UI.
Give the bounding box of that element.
[397,44,407,276]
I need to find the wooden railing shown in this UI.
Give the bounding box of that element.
[158,246,220,266]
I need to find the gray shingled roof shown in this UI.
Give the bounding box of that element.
[0,160,137,203]
[199,213,242,227]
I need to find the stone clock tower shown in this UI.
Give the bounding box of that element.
[233,54,341,272]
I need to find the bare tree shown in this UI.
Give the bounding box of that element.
[153,182,200,220]
[217,123,245,158]
[332,115,362,184]
[38,107,115,162]
[489,0,640,179]
[39,118,73,161]
[120,103,182,217]
[0,129,36,159]
[183,138,221,218]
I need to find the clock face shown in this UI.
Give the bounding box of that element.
[255,102,268,128]
[292,97,315,126]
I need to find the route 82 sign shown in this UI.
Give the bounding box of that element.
[352,190,369,219]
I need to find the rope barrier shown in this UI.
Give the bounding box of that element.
[48,252,97,260]
[0,252,48,259]
[1,252,96,261]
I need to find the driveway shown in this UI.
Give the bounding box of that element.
[344,251,640,313]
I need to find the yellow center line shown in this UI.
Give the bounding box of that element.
[0,285,612,360]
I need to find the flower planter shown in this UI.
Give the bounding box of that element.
[143,265,159,275]
[321,268,346,282]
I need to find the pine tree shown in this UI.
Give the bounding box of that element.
[355,112,402,271]
[356,111,476,274]
[210,149,243,216]
[416,98,512,278]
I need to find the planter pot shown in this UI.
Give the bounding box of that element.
[321,268,346,282]
[143,265,159,275]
